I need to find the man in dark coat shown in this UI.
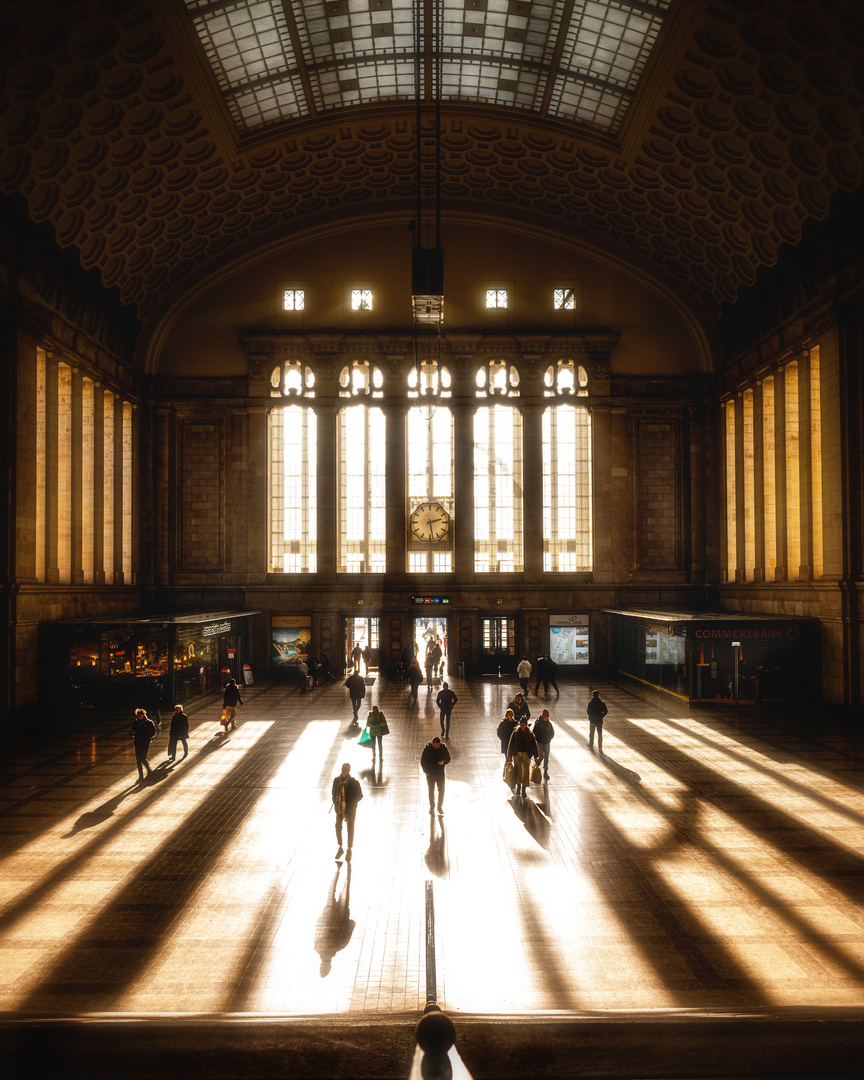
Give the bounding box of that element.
[534,655,560,695]
[507,716,539,798]
[587,690,608,753]
[168,705,189,761]
[331,762,363,860]
[435,681,458,739]
[506,692,530,724]
[421,736,451,815]
[222,677,243,729]
[344,670,366,720]
[532,709,555,779]
[130,709,157,782]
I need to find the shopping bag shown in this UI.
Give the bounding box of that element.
[220,708,228,726]
[503,761,516,790]
[358,727,373,747]
[530,763,543,785]
[380,720,390,735]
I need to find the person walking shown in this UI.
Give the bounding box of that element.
[351,642,363,672]
[532,709,555,779]
[407,658,423,703]
[507,716,539,798]
[167,704,189,761]
[331,762,363,861]
[319,653,336,685]
[145,678,163,729]
[362,645,373,675]
[424,643,435,686]
[344,670,366,721]
[497,708,518,755]
[430,639,443,679]
[517,656,532,695]
[421,736,451,815]
[130,708,157,782]
[506,692,530,724]
[365,704,388,766]
[436,681,458,739]
[587,689,608,752]
[222,677,243,730]
[534,655,560,695]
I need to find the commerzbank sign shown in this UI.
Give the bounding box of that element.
[692,626,801,640]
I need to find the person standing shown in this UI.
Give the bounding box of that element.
[421,736,451,815]
[344,670,366,721]
[297,657,310,693]
[407,658,423,703]
[424,643,435,686]
[145,678,163,729]
[223,677,243,729]
[532,709,555,779]
[507,716,538,798]
[506,692,530,724]
[167,705,189,761]
[351,642,363,672]
[331,762,363,860]
[131,708,157,782]
[534,655,560,695]
[365,704,388,766]
[319,653,336,685]
[497,708,518,755]
[430,639,443,679]
[436,681,458,739]
[587,689,608,752]
[517,656,532,695]
[362,644,373,675]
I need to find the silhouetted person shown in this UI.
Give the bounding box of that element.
[532,709,554,779]
[351,642,363,671]
[365,704,388,766]
[362,645,372,674]
[344,670,366,720]
[145,678,163,729]
[421,736,450,815]
[131,709,157,782]
[587,690,608,753]
[167,705,189,761]
[222,677,243,729]
[436,681,458,738]
[507,716,538,799]
[407,658,423,703]
[534,655,560,695]
[332,762,363,860]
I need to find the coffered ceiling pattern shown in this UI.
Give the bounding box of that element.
[1,0,862,326]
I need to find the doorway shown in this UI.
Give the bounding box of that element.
[413,616,449,679]
[480,616,517,675]
[344,617,380,675]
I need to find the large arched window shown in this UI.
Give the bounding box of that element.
[406,405,454,572]
[542,403,592,571]
[474,404,523,572]
[339,403,386,572]
[270,404,317,572]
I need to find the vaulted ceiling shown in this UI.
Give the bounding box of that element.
[2,0,862,329]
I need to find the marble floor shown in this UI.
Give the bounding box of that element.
[1,675,863,1019]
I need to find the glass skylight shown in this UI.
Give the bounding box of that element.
[184,0,670,135]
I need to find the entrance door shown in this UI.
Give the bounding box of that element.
[414,616,449,678]
[344,617,380,675]
[480,616,517,675]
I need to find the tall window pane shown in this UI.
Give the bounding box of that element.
[339,405,386,572]
[270,406,317,572]
[407,406,454,572]
[542,404,592,571]
[474,405,523,572]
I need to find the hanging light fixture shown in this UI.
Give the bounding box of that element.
[411,0,444,337]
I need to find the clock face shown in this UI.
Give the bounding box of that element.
[409,501,451,543]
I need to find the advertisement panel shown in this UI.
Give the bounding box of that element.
[271,616,312,669]
[549,614,589,665]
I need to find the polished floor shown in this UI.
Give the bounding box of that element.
[1,674,864,1020]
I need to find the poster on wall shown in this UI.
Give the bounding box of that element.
[549,614,590,665]
[271,616,312,669]
[645,626,686,665]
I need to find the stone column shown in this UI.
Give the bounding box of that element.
[317,403,338,583]
[752,382,765,583]
[452,399,475,583]
[70,367,84,584]
[797,349,814,581]
[44,350,59,583]
[385,401,406,582]
[521,402,543,581]
[773,371,788,581]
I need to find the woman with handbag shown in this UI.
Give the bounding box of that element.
[365,704,389,766]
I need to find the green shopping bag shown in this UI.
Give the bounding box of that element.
[358,727,373,747]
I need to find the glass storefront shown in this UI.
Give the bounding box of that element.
[41,611,259,711]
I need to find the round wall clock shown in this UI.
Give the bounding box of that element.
[409,501,451,543]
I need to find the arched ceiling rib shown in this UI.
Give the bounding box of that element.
[1,0,862,327]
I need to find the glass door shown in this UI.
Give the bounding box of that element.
[413,616,449,679]
[480,616,517,675]
[344,617,380,675]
